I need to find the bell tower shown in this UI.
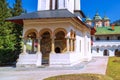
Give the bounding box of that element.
[37,0,81,13]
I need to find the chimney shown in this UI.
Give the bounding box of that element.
[112,24,115,30]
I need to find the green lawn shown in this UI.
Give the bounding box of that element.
[106,57,120,80]
[45,57,120,80]
[44,74,112,80]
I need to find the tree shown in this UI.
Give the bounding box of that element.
[0,0,15,65]
[11,0,25,58]
[0,0,15,49]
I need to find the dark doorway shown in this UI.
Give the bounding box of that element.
[103,49,109,56]
[115,49,119,56]
[55,47,61,53]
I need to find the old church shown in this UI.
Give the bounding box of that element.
[7,0,92,67]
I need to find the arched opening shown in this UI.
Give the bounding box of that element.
[103,49,109,56]
[97,48,99,53]
[55,47,61,53]
[115,49,119,56]
[26,32,37,54]
[41,31,51,64]
[55,31,66,53]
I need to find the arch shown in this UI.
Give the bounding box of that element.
[103,49,109,56]
[24,29,38,38]
[54,29,67,53]
[55,47,61,53]
[54,28,67,37]
[112,45,117,49]
[115,49,119,56]
[39,28,52,37]
[41,30,52,64]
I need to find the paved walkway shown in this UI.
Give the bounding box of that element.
[0,57,108,80]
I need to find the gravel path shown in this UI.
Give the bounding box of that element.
[0,57,108,80]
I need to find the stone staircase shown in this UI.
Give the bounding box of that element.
[16,54,38,67]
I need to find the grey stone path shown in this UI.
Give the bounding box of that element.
[0,57,108,80]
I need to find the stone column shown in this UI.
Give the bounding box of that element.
[36,37,42,67]
[37,37,42,54]
[66,37,70,52]
[51,37,55,53]
[70,38,73,51]
[73,38,76,51]
[32,39,34,52]
[22,38,27,54]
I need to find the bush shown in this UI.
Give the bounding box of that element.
[0,49,16,66]
[44,74,113,80]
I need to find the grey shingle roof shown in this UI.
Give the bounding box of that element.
[6,9,76,20]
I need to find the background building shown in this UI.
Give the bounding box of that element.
[85,12,120,56]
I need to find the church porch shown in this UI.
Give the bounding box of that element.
[16,27,81,67]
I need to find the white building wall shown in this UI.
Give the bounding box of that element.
[67,0,74,13]
[92,40,120,56]
[74,0,81,10]
[37,0,50,10]
[37,0,80,13]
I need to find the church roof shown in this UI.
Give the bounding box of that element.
[6,9,91,29]
[103,16,110,21]
[6,9,76,21]
[85,16,92,21]
[93,12,102,21]
[95,26,120,35]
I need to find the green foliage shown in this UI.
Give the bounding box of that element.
[0,49,15,65]
[0,0,25,65]
[11,0,25,57]
[0,0,15,50]
[44,74,113,80]
[106,57,120,80]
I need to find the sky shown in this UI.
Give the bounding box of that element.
[7,0,120,23]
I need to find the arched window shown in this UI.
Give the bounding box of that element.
[104,49,109,56]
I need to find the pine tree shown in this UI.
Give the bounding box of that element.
[11,0,25,57]
[0,0,15,49]
[0,0,16,65]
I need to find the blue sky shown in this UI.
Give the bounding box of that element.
[7,0,120,22]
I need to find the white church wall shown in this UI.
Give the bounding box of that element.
[74,0,81,10]
[67,0,74,13]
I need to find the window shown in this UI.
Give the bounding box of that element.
[96,37,100,41]
[97,48,99,53]
[107,37,109,40]
[50,0,53,10]
[55,0,58,9]
[118,36,120,40]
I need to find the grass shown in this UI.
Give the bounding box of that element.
[106,57,120,80]
[44,74,112,80]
